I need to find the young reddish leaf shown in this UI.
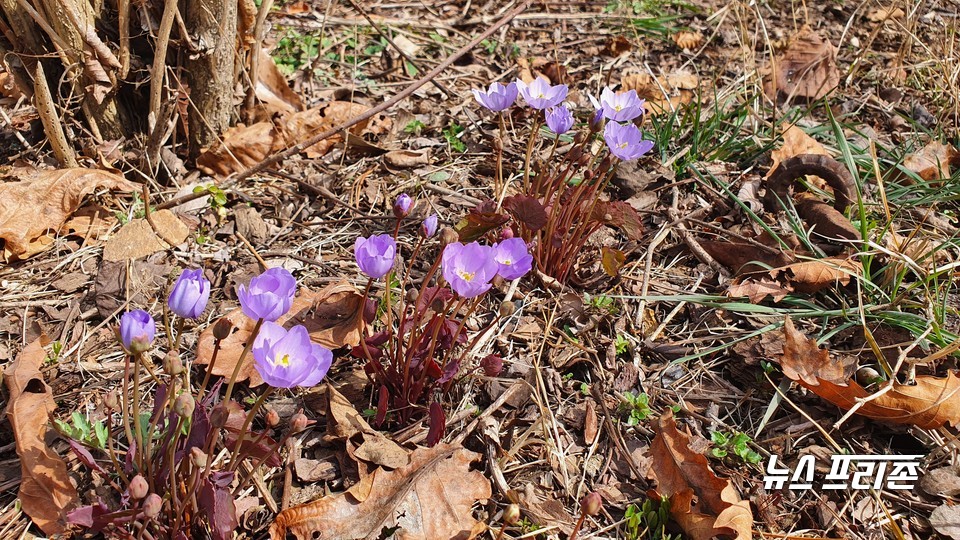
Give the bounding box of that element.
[600,247,626,277]
[426,402,446,447]
[503,195,548,231]
[4,338,79,534]
[455,211,510,242]
[199,473,238,540]
[781,317,960,428]
[375,385,389,427]
[592,201,643,240]
[649,411,752,540]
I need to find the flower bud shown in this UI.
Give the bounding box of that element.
[573,132,586,145]
[499,301,516,318]
[210,404,229,428]
[104,390,120,411]
[567,146,583,163]
[581,492,602,516]
[190,447,208,468]
[480,354,503,377]
[503,503,521,525]
[439,227,458,248]
[421,214,438,238]
[500,226,514,240]
[393,194,413,219]
[142,493,162,518]
[119,310,155,354]
[128,475,148,500]
[290,412,309,433]
[163,351,184,376]
[405,288,419,304]
[589,108,604,132]
[265,409,281,428]
[167,268,210,319]
[493,136,503,153]
[597,156,612,173]
[173,393,195,418]
[212,318,233,341]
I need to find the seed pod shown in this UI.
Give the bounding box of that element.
[503,503,521,525]
[163,351,184,376]
[190,447,207,468]
[173,394,195,418]
[104,390,120,411]
[212,318,233,341]
[210,403,229,428]
[128,475,148,500]
[439,227,459,248]
[290,412,309,433]
[265,409,281,428]
[581,492,602,516]
[142,493,162,519]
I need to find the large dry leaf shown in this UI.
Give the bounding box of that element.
[621,71,699,115]
[102,210,189,261]
[764,26,840,101]
[325,385,409,469]
[4,338,79,534]
[196,280,368,386]
[782,317,960,428]
[769,256,860,293]
[648,411,752,540]
[901,141,960,183]
[0,168,138,260]
[197,102,388,177]
[269,443,491,540]
[255,49,304,115]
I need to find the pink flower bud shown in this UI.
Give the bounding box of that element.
[142,493,162,519]
[128,475,148,500]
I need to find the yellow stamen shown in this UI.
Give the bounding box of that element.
[457,270,476,282]
[273,354,291,367]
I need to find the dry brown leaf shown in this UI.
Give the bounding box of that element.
[196,280,369,385]
[256,49,304,115]
[0,168,138,260]
[269,443,491,540]
[768,125,830,179]
[61,204,117,242]
[197,102,387,176]
[901,141,960,183]
[621,71,699,116]
[930,504,960,540]
[102,210,189,261]
[283,0,310,13]
[781,317,960,428]
[764,26,840,101]
[671,31,704,50]
[383,149,431,168]
[699,240,795,274]
[726,278,792,303]
[648,411,752,540]
[867,5,904,22]
[770,256,860,294]
[4,338,79,534]
[325,385,409,469]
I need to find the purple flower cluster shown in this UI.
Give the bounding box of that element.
[252,322,332,389]
[592,87,653,161]
[604,122,654,161]
[545,106,574,134]
[441,239,533,297]
[355,234,397,280]
[472,82,518,112]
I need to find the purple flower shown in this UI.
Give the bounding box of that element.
[516,78,568,110]
[355,234,396,279]
[421,214,438,238]
[592,88,645,122]
[119,310,155,353]
[168,268,210,319]
[252,322,332,388]
[603,122,654,161]
[545,105,574,134]
[493,238,533,280]
[393,194,413,218]
[441,242,499,298]
[237,267,297,322]
[472,82,518,112]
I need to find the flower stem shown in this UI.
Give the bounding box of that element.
[228,386,275,470]
[224,318,264,403]
[522,116,541,194]
[132,352,144,472]
[197,338,223,403]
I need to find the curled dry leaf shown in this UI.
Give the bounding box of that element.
[325,385,409,469]
[255,49,304,116]
[767,125,830,180]
[383,149,431,168]
[0,167,138,260]
[781,317,960,428]
[4,338,79,534]
[269,443,491,540]
[769,256,860,294]
[196,280,370,386]
[648,410,752,540]
[102,209,189,261]
[763,25,840,101]
[671,30,704,50]
[197,102,390,177]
